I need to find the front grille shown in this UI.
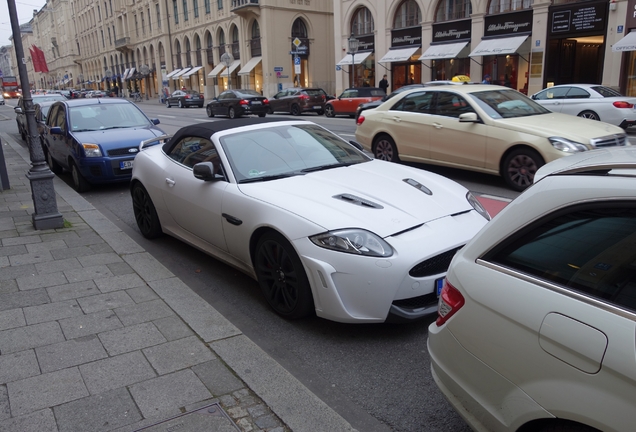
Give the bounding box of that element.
[392,292,437,310]
[409,246,463,278]
[591,134,627,148]
[108,147,139,156]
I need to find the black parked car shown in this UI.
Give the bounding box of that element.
[206,89,269,119]
[15,93,66,141]
[268,88,327,115]
[165,89,204,108]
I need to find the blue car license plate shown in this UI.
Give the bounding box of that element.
[120,160,134,170]
[436,277,445,297]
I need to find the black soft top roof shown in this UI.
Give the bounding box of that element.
[162,118,309,153]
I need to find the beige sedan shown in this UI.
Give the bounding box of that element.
[354,84,628,191]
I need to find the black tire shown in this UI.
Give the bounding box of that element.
[178,99,184,108]
[206,106,214,117]
[70,161,91,192]
[531,421,601,432]
[131,183,163,239]
[290,104,301,116]
[324,105,335,118]
[373,135,399,162]
[502,148,544,192]
[228,107,237,119]
[254,231,314,319]
[45,149,63,175]
[258,113,266,118]
[578,110,600,121]
[165,100,171,108]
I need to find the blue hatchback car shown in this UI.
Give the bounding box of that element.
[42,98,166,191]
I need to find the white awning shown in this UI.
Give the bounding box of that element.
[227,60,242,74]
[166,68,182,78]
[207,63,225,77]
[419,41,469,60]
[378,46,420,63]
[613,31,636,52]
[238,56,262,75]
[126,67,136,79]
[172,67,191,79]
[337,51,373,66]
[122,68,130,79]
[181,66,203,78]
[469,35,528,57]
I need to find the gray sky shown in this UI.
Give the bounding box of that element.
[0,0,48,47]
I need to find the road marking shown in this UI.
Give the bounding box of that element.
[192,118,214,122]
[157,114,177,119]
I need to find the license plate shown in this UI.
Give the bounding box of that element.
[313,105,321,109]
[251,101,261,105]
[120,160,134,170]
[436,277,445,297]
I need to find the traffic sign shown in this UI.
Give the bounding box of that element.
[274,66,283,72]
[294,57,301,65]
[293,38,302,47]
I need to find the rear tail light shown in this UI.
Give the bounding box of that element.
[263,98,269,104]
[299,94,310,100]
[185,95,191,99]
[356,115,365,126]
[613,101,634,109]
[240,99,249,105]
[199,94,204,99]
[436,279,465,326]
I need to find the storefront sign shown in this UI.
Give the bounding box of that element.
[290,38,310,56]
[391,27,423,47]
[355,34,375,52]
[432,20,472,43]
[625,0,636,29]
[484,10,533,38]
[550,1,606,35]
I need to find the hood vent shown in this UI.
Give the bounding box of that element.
[403,178,432,195]
[333,194,384,209]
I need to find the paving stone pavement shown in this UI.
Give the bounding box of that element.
[0,131,357,432]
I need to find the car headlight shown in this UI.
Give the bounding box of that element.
[310,229,393,257]
[549,137,588,153]
[82,143,102,157]
[466,192,491,221]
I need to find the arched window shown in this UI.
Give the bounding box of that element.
[206,33,214,64]
[175,40,182,68]
[195,35,202,65]
[351,7,374,36]
[231,25,240,59]
[218,29,226,58]
[394,0,421,29]
[291,18,308,38]
[251,21,261,57]
[185,37,192,66]
[488,0,532,14]
[435,0,472,22]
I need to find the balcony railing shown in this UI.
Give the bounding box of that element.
[114,37,133,52]
[231,0,258,9]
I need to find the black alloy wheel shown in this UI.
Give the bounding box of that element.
[228,107,237,119]
[178,99,184,108]
[206,105,214,117]
[324,105,335,118]
[254,232,314,319]
[290,104,301,116]
[502,148,544,192]
[70,161,91,192]
[578,110,600,121]
[373,135,399,162]
[131,183,163,239]
[166,99,171,108]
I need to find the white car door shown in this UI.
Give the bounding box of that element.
[161,135,230,251]
[382,90,433,159]
[532,86,569,113]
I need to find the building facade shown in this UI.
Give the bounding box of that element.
[334,0,629,97]
[15,0,334,100]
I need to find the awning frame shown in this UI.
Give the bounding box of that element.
[166,68,182,79]
[337,50,373,66]
[469,35,529,63]
[613,30,636,52]
[172,67,191,79]
[238,56,263,75]
[181,66,203,78]
[378,46,421,64]
[208,63,225,77]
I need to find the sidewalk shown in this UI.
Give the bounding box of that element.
[0,133,357,432]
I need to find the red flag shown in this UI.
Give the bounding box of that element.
[30,46,41,72]
[35,46,49,73]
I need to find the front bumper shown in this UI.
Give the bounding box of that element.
[77,156,135,184]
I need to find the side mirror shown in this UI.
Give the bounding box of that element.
[531,94,537,100]
[14,107,22,114]
[348,140,364,151]
[459,112,479,123]
[50,126,63,135]
[151,118,160,125]
[193,162,222,181]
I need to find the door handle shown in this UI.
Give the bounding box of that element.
[392,117,401,123]
[165,178,176,187]
[433,123,443,129]
[222,213,242,226]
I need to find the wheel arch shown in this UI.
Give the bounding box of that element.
[498,143,546,177]
[517,418,602,432]
[371,131,399,152]
[577,109,600,120]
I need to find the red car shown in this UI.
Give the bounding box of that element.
[324,87,385,118]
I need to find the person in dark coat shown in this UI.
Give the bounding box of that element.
[379,74,389,94]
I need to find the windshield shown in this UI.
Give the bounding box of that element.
[69,103,152,132]
[220,124,370,183]
[469,90,551,119]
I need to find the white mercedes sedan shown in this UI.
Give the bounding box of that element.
[130,118,490,323]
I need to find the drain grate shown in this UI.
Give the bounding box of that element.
[134,402,240,432]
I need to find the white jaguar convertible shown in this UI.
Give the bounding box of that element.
[131,118,489,323]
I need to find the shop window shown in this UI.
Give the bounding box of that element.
[394,0,421,29]
[487,0,533,14]
[352,7,374,36]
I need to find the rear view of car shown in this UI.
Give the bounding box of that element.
[428,147,636,432]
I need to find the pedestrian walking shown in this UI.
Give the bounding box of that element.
[379,74,389,94]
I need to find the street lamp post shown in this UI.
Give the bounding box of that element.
[220,52,234,90]
[347,33,359,89]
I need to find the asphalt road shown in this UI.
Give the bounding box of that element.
[0,97,583,431]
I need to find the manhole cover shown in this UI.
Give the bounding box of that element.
[134,403,239,431]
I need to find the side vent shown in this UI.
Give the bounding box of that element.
[333,194,384,209]
[403,178,432,195]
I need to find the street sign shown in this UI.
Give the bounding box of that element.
[294,57,300,65]
[336,65,342,71]
[295,64,301,74]
[274,66,283,72]
[293,38,302,47]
